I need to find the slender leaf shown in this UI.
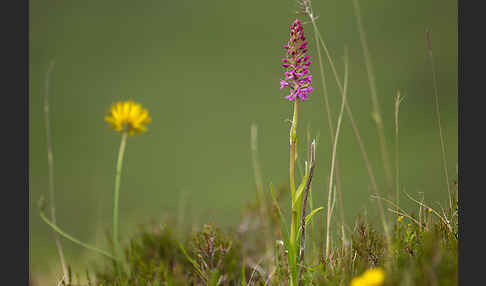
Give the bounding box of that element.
[306,207,325,226]
[270,183,290,245]
[293,162,309,206]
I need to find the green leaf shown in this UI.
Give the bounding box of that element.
[293,162,309,206]
[40,209,118,261]
[306,207,325,226]
[270,183,289,245]
[296,207,325,242]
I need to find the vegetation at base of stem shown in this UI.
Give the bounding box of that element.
[55,196,456,286]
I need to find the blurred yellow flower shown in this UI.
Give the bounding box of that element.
[350,267,385,286]
[397,216,404,223]
[105,101,152,136]
[350,276,365,286]
[362,268,385,286]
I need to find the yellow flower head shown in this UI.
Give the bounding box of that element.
[397,216,404,223]
[350,276,365,286]
[362,268,385,286]
[350,267,385,286]
[105,101,152,136]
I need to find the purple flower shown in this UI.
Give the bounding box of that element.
[280,79,289,90]
[279,19,312,102]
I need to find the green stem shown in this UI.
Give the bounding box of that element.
[113,131,128,273]
[40,210,118,261]
[289,99,299,286]
[289,100,299,197]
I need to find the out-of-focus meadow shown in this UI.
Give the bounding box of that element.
[29,0,457,281]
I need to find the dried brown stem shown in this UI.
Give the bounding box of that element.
[297,140,316,286]
[43,60,68,281]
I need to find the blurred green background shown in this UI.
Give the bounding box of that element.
[29,0,457,282]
